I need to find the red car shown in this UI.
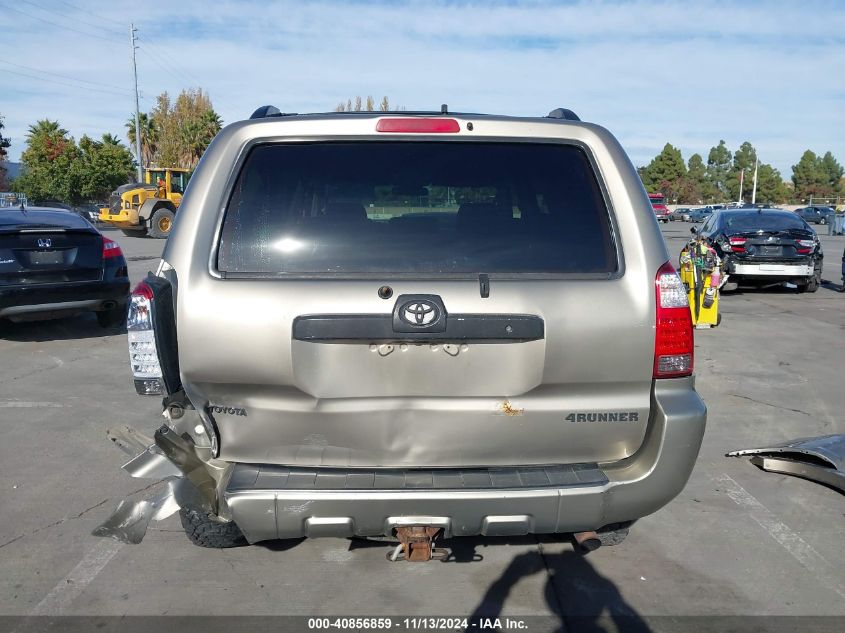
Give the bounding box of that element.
[649,193,671,223]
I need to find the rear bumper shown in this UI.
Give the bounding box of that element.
[224,377,706,542]
[730,261,814,277]
[0,279,129,318]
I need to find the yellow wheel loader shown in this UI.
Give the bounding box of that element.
[99,168,189,239]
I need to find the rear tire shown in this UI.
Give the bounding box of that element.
[798,273,820,294]
[179,508,247,548]
[121,228,147,237]
[148,207,175,239]
[96,303,126,328]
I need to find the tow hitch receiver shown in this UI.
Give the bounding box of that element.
[389,527,449,562]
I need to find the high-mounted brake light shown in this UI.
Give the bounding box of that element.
[102,237,123,259]
[654,261,694,378]
[376,118,461,133]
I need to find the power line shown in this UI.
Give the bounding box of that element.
[19,0,124,37]
[0,58,132,94]
[0,66,134,98]
[0,2,121,43]
[57,0,125,29]
[137,46,197,87]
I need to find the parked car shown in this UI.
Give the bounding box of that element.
[687,207,713,223]
[670,207,690,221]
[0,205,129,327]
[794,206,832,225]
[694,209,823,292]
[99,106,706,554]
[649,193,671,223]
[74,203,103,223]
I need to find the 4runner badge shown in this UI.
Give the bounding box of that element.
[206,404,248,417]
[565,411,639,422]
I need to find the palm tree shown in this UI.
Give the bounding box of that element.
[26,120,71,162]
[125,112,158,168]
[101,133,122,146]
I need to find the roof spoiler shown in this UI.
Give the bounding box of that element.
[249,105,297,119]
[546,108,580,121]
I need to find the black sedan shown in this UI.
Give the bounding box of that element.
[693,208,823,292]
[0,206,130,327]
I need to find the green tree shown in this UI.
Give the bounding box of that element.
[15,122,132,205]
[754,163,787,204]
[820,151,843,196]
[0,113,11,189]
[126,112,158,170]
[727,141,757,201]
[640,143,687,201]
[706,140,732,200]
[142,89,221,169]
[70,134,134,203]
[379,96,390,112]
[15,120,81,203]
[685,153,712,202]
[791,150,829,201]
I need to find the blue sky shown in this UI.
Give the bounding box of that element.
[1,0,844,177]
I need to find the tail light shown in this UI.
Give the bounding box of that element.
[728,237,747,252]
[127,276,180,396]
[795,239,814,255]
[654,261,694,378]
[376,118,460,133]
[102,237,122,259]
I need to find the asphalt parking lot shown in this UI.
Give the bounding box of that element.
[0,223,843,629]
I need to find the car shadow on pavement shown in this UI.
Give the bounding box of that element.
[349,534,651,631]
[255,537,306,552]
[0,314,125,342]
[464,541,651,633]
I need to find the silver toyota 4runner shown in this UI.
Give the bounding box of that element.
[96,106,706,556]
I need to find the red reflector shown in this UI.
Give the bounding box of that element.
[102,237,123,259]
[132,280,154,300]
[376,118,460,133]
[654,261,694,378]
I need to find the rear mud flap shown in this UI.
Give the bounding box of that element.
[92,425,220,544]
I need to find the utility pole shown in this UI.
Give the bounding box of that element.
[751,158,759,205]
[130,23,143,183]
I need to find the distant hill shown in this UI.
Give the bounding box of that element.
[3,161,21,180]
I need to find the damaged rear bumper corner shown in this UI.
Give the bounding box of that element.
[92,424,233,544]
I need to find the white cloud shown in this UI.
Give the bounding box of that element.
[1,0,843,176]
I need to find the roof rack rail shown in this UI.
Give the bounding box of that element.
[546,108,580,121]
[250,105,297,119]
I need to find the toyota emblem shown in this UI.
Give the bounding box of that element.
[400,300,439,326]
[37,238,52,248]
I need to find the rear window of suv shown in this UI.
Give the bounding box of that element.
[217,141,617,275]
